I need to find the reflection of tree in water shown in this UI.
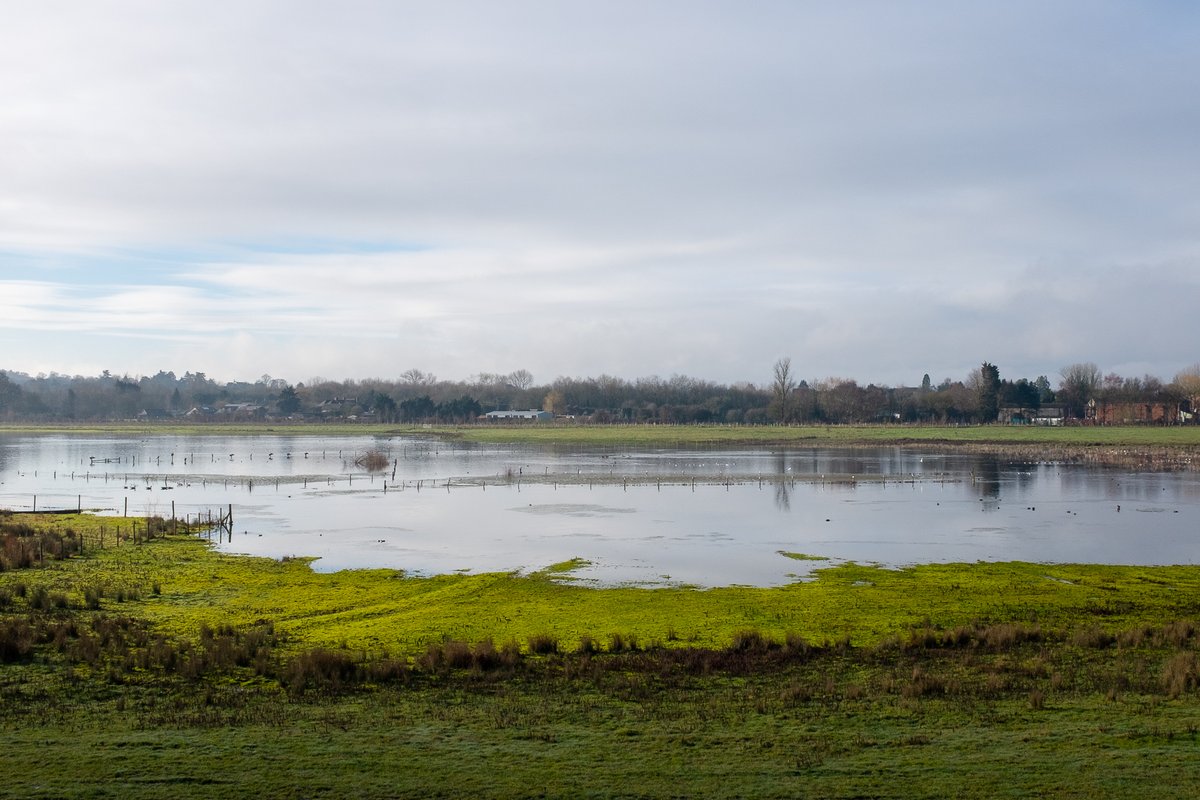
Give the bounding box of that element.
[774,480,791,510]
[973,454,1001,509]
[774,452,792,511]
[972,454,1001,498]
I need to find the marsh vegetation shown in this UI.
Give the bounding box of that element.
[2,509,1200,796]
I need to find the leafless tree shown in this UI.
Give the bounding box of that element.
[508,369,534,390]
[1059,362,1101,419]
[770,358,795,422]
[399,368,437,386]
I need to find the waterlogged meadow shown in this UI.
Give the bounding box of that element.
[2,510,1200,797]
[2,431,1199,585]
[3,427,1200,797]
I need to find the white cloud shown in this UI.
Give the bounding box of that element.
[1,1,1198,385]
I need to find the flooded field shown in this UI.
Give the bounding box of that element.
[1,433,1197,586]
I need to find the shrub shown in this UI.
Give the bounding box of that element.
[355,450,390,471]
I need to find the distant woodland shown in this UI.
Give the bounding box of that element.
[1,361,1198,425]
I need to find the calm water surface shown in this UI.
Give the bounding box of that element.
[1,433,1197,586]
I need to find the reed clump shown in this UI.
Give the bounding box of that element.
[354,450,391,471]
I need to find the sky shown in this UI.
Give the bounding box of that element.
[2,1,1198,389]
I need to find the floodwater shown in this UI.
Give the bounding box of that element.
[1,433,1197,586]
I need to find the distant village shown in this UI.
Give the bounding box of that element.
[0,362,1197,426]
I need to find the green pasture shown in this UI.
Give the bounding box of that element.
[4,421,1200,449]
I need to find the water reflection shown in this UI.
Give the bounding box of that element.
[0,433,1197,586]
[773,452,791,510]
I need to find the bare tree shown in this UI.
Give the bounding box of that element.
[508,369,534,390]
[1174,364,1200,397]
[770,358,795,423]
[1059,362,1101,419]
[399,368,437,386]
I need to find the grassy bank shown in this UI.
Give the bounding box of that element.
[5,421,1200,449]
[449,423,1200,449]
[4,513,1200,796]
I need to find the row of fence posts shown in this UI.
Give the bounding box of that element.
[21,499,234,550]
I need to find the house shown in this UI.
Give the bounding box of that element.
[1001,406,1065,426]
[484,409,554,421]
[1033,406,1065,426]
[1088,399,1180,425]
[219,403,266,417]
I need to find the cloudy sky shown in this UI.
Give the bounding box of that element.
[2,1,1197,388]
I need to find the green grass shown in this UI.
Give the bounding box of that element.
[5,674,1200,799]
[447,422,1200,448]
[5,421,1200,448]
[11,517,1200,654]
[6,513,1200,797]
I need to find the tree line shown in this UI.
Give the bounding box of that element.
[1,362,1197,425]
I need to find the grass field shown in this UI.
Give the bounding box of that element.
[5,421,1200,449]
[3,512,1200,797]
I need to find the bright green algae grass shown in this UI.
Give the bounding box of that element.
[17,514,1200,656]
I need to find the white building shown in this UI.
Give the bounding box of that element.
[484,409,553,421]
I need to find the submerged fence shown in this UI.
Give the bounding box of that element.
[0,501,235,556]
